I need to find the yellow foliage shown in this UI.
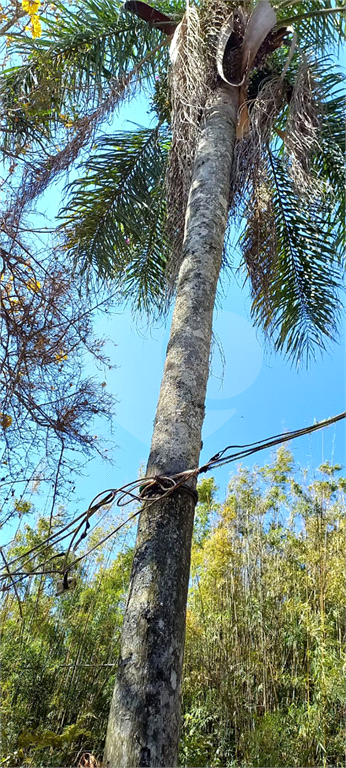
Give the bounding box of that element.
[0,413,12,430]
[22,0,40,14]
[59,113,74,128]
[221,498,237,524]
[185,608,203,640]
[202,525,233,577]
[54,350,68,363]
[31,14,42,37]
[26,279,41,293]
[21,0,42,37]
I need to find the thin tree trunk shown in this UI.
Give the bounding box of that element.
[104,83,238,768]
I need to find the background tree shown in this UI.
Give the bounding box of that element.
[0,240,116,529]
[1,452,345,767]
[1,503,134,767]
[0,1,122,527]
[0,0,344,763]
[181,452,346,768]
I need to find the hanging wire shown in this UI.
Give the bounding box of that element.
[1,411,344,593]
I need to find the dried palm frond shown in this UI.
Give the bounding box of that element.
[9,70,139,219]
[240,0,277,79]
[165,0,293,284]
[284,59,322,196]
[3,36,168,229]
[216,8,246,86]
[165,6,213,283]
[123,0,179,35]
[202,0,249,55]
[231,74,285,208]
[241,164,277,323]
[165,0,247,284]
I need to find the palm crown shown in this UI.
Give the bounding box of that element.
[0,0,344,361]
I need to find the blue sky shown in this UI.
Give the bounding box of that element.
[1,90,345,549]
[83,268,345,506]
[70,89,345,509]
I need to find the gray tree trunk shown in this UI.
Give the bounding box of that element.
[104,83,238,768]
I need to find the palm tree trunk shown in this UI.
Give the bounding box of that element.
[104,83,239,767]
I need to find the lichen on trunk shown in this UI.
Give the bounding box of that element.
[104,83,238,767]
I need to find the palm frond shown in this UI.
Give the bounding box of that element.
[308,65,345,253]
[0,0,167,155]
[283,58,345,253]
[3,37,169,230]
[59,125,170,311]
[241,151,343,363]
[121,190,169,312]
[277,0,345,54]
[284,58,321,194]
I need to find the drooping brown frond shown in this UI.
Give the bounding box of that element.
[165,6,214,283]
[7,113,95,226]
[216,8,246,86]
[284,59,322,196]
[2,84,129,230]
[165,0,246,284]
[233,57,324,214]
[231,74,285,208]
[165,0,294,285]
[229,72,284,309]
[240,165,277,325]
[215,1,290,139]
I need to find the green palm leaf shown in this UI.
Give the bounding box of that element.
[236,52,344,364]
[60,124,170,311]
[277,0,345,53]
[309,66,345,252]
[0,0,168,154]
[241,151,343,362]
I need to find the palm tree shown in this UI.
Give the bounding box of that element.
[0,0,344,764]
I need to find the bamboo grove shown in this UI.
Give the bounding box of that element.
[1,448,345,767]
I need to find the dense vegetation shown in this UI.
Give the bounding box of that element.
[1,448,345,767]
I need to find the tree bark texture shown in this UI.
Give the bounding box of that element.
[104,83,238,767]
